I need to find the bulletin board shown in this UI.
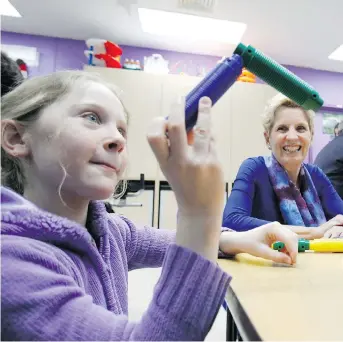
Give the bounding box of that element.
[1,44,39,67]
[322,112,343,136]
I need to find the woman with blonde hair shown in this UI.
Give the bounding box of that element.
[223,93,343,239]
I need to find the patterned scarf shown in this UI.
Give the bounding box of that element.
[264,155,326,227]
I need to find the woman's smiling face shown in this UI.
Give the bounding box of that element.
[265,106,312,169]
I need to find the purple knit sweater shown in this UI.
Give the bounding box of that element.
[1,186,231,341]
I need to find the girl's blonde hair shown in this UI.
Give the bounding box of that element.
[262,93,315,135]
[1,70,129,197]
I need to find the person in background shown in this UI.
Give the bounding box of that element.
[314,120,343,201]
[1,51,24,96]
[334,122,340,137]
[1,71,298,341]
[223,93,343,239]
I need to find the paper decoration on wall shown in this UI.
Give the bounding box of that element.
[237,68,256,83]
[123,59,142,70]
[1,44,39,67]
[16,59,28,78]
[170,61,187,75]
[117,0,138,14]
[322,112,343,137]
[144,54,169,74]
[170,60,210,77]
[85,39,122,68]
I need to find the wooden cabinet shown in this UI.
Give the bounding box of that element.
[84,65,277,228]
[158,182,230,230]
[158,73,232,182]
[229,82,277,181]
[158,187,178,230]
[84,66,161,180]
[110,188,155,227]
[158,74,200,182]
[210,84,233,183]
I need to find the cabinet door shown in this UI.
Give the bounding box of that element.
[110,189,155,227]
[158,183,230,230]
[158,74,199,182]
[210,84,233,183]
[159,73,232,182]
[264,84,279,104]
[158,188,178,230]
[84,66,161,180]
[229,82,272,182]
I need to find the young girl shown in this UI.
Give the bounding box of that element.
[1,71,297,341]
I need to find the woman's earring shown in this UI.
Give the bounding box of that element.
[267,144,271,150]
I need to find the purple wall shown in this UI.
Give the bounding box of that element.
[2,31,343,160]
[120,44,220,77]
[284,65,343,108]
[121,46,343,108]
[1,31,220,77]
[2,31,342,104]
[1,31,86,76]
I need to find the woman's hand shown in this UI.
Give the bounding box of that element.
[220,222,298,265]
[312,215,343,239]
[147,96,224,262]
[324,225,343,239]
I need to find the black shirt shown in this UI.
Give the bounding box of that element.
[314,132,343,200]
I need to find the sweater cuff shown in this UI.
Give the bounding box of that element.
[149,243,231,338]
[218,228,236,259]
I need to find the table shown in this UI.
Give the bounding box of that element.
[218,252,343,341]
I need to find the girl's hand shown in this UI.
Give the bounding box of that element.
[220,222,298,265]
[147,96,224,262]
[147,96,224,217]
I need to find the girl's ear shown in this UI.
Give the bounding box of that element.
[1,120,30,158]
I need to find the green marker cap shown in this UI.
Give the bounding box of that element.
[273,239,310,252]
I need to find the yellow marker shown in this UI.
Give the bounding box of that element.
[308,239,343,252]
[273,239,343,253]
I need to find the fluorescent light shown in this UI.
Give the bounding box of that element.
[328,44,343,61]
[138,8,246,44]
[0,0,21,17]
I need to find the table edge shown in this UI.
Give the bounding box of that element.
[226,284,262,341]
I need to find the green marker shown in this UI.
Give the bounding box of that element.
[234,43,324,111]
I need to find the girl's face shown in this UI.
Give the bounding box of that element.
[25,81,128,201]
[265,107,312,170]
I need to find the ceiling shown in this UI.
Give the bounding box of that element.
[2,0,343,73]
